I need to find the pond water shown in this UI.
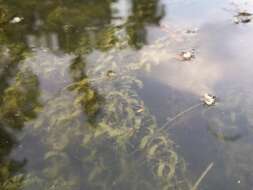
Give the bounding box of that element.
[1,0,253,190]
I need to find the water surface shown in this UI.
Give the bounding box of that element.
[1,0,253,189]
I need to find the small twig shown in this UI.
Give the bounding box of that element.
[157,103,202,133]
[191,162,214,190]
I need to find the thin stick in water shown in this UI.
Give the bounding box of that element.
[191,162,214,190]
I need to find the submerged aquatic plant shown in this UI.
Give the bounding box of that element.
[7,37,192,190]
[0,0,218,189]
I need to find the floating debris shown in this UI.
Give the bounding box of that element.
[202,93,216,106]
[233,17,240,24]
[182,52,192,60]
[240,17,251,23]
[238,11,252,17]
[134,104,145,113]
[136,107,144,113]
[10,16,24,24]
[186,28,199,34]
[178,50,195,61]
[233,11,252,24]
[106,70,117,79]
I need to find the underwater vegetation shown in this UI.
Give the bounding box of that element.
[0,1,193,190]
[1,0,253,190]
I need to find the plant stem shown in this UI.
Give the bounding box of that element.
[157,103,202,133]
[191,162,214,190]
